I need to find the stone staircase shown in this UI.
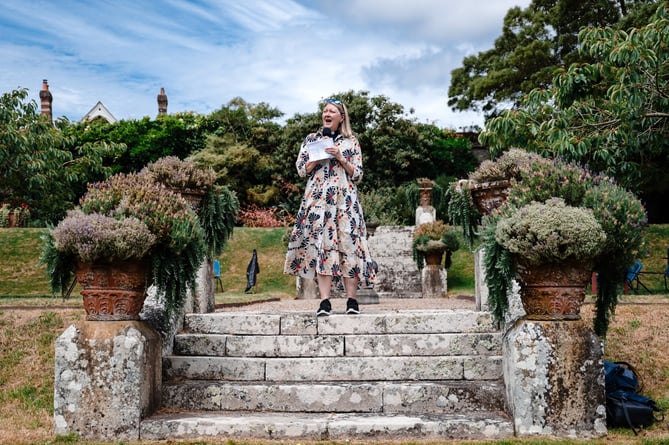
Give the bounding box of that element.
[140,308,514,441]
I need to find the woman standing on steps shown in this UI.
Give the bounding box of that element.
[283,98,376,316]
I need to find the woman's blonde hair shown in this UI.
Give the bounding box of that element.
[323,99,353,138]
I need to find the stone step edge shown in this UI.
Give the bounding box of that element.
[173,332,503,357]
[183,311,498,335]
[140,411,514,441]
[163,355,503,382]
[159,380,506,414]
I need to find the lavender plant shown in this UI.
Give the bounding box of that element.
[51,210,155,263]
[141,156,216,191]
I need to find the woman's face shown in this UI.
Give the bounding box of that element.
[322,104,344,131]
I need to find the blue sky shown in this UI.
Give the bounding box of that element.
[0,0,531,129]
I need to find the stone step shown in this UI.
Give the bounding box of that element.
[163,355,502,381]
[173,332,502,357]
[161,380,506,414]
[140,411,514,442]
[183,310,497,335]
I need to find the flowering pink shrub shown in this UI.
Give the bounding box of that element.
[237,205,294,228]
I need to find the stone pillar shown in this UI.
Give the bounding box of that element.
[503,319,607,438]
[415,205,436,225]
[474,248,489,311]
[367,226,421,298]
[296,276,320,299]
[54,321,162,442]
[475,248,525,326]
[193,258,214,313]
[421,265,447,298]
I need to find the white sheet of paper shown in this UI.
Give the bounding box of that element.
[306,138,335,161]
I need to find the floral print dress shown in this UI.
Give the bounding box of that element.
[283,130,376,291]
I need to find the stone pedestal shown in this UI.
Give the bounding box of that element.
[296,276,320,299]
[54,321,162,442]
[421,265,447,298]
[415,205,436,225]
[367,226,421,297]
[474,248,489,311]
[503,319,606,438]
[356,287,380,304]
[194,258,215,313]
[475,248,525,326]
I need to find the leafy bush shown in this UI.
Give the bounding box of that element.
[494,198,606,265]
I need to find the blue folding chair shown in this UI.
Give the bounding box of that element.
[625,260,651,293]
[213,259,223,292]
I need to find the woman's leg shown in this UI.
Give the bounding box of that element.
[344,276,360,314]
[316,274,333,316]
[317,273,332,299]
[343,277,358,299]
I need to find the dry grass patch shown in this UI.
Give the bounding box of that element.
[0,308,83,444]
[583,296,669,403]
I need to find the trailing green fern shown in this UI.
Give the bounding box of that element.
[446,184,479,249]
[199,186,239,258]
[480,219,514,326]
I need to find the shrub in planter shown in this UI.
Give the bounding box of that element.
[50,210,156,263]
[447,149,542,246]
[482,156,647,336]
[412,220,460,270]
[494,198,606,266]
[141,156,239,258]
[0,202,31,227]
[141,155,216,192]
[42,172,206,321]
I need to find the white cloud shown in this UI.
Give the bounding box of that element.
[0,0,530,129]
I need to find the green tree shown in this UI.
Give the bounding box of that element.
[190,98,284,208]
[448,0,656,118]
[479,3,669,221]
[0,89,122,223]
[62,112,211,173]
[272,91,478,216]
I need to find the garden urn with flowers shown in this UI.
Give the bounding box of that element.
[492,198,606,320]
[412,220,460,270]
[412,220,460,297]
[41,172,206,321]
[478,154,647,336]
[140,156,217,213]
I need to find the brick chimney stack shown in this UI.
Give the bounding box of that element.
[157,87,168,115]
[39,79,53,122]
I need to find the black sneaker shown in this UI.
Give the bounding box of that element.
[346,298,360,315]
[316,299,332,316]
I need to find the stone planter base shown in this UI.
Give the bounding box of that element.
[470,180,510,215]
[54,321,161,441]
[504,319,606,437]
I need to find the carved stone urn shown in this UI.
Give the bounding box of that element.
[515,259,593,320]
[76,260,150,321]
